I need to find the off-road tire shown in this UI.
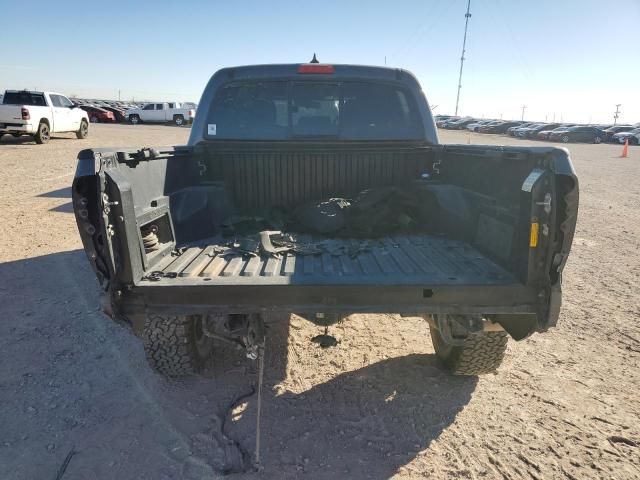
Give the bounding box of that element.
[76,120,89,139]
[34,122,50,144]
[173,114,184,126]
[430,327,508,375]
[142,314,213,377]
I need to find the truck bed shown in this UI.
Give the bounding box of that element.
[140,234,518,287]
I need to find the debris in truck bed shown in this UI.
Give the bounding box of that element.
[220,184,432,240]
[292,185,429,237]
[293,198,351,234]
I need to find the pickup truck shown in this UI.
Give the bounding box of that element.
[0,90,89,144]
[73,63,579,378]
[125,102,196,126]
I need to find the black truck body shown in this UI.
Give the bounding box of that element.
[73,63,578,376]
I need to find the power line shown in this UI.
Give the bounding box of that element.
[454,0,472,116]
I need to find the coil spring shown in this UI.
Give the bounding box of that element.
[142,226,160,253]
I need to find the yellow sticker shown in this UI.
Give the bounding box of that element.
[530,222,539,247]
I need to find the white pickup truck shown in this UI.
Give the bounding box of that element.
[125,102,196,126]
[0,90,89,144]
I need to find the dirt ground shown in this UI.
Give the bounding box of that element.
[0,124,638,480]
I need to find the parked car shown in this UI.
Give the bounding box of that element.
[549,126,605,143]
[126,102,196,126]
[612,128,640,145]
[72,62,579,379]
[507,122,536,136]
[520,123,562,139]
[512,123,543,137]
[101,106,127,123]
[443,117,478,130]
[80,105,116,123]
[466,120,496,132]
[0,90,89,143]
[478,121,523,134]
[436,116,459,127]
[602,125,634,142]
[537,125,573,141]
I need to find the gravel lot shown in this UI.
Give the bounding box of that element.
[0,124,638,479]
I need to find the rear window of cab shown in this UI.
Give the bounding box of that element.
[205,81,424,141]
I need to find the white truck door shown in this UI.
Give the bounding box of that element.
[156,103,169,121]
[48,94,71,132]
[139,103,155,121]
[59,95,81,130]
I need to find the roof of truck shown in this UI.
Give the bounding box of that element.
[210,63,422,86]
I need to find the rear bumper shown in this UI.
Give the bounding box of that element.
[0,123,35,134]
[121,283,539,317]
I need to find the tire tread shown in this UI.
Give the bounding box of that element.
[432,329,508,376]
[142,314,204,377]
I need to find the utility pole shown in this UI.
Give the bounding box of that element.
[614,104,621,125]
[118,89,121,101]
[454,0,472,116]
[521,105,527,121]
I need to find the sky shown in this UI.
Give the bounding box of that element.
[1,0,638,124]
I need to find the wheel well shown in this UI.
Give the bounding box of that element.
[174,114,184,119]
[40,118,50,127]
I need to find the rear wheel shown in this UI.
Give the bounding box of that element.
[34,122,50,144]
[173,114,185,126]
[142,314,214,377]
[561,135,570,143]
[430,315,508,375]
[90,116,99,123]
[129,114,140,125]
[594,136,602,144]
[76,120,89,139]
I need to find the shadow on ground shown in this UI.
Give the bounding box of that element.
[0,250,477,479]
[38,186,72,198]
[36,186,74,212]
[0,134,76,145]
[209,318,477,479]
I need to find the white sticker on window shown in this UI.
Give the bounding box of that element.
[208,124,217,135]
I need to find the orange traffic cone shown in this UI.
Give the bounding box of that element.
[621,138,629,158]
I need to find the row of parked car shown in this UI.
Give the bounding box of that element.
[69,98,197,126]
[436,115,640,145]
